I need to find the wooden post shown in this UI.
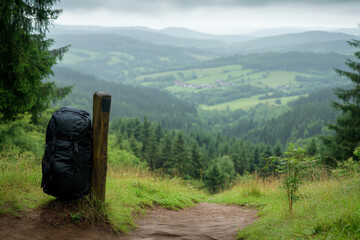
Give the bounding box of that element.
[91,91,111,202]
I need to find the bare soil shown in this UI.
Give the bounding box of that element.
[0,203,257,240]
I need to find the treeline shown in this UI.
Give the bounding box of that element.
[110,116,292,192]
[52,67,199,129]
[223,88,339,145]
[199,52,349,73]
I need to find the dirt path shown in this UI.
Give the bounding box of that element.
[123,203,257,240]
[0,203,257,240]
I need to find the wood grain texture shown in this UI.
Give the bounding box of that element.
[91,91,111,202]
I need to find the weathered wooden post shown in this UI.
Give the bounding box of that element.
[91,91,111,202]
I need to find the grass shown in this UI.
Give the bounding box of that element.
[61,49,101,65]
[0,149,53,215]
[0,147,205,233]
[186,53,214,61]
[200,94,302,111]
[261,71,311,88]
[210,167,360,239]
[136,65,246,83]
[106,165,205,232]
[2,133,359,238]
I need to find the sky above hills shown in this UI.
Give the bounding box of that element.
[55,0,359,34]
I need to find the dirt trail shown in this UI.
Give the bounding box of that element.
[123,203,257,240]
[0,203,257,240]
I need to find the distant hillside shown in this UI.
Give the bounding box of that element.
[51,33,213,59]
[224,88,339,145]
[334,28,360,36]
[50,33,217,81]
[248,27,312,37]
[160,27,253,43]
[234,31,360,54]
[52,67,199,129]
[51,25,359,55]
[51,25,236,53]
[205,51,349,72]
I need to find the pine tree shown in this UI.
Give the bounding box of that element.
[273,143,283,157]
[159,133,173,171]
[147,131,158,171]
[261,145,272,168]
[217,156,235,188]
[306,138,317,157]
[191,142,204,179]
[232,142,247,175]
[129,136,141,158]
[0,0,70,121]
[155,123,163,143]
[172,133,191,177]
[323,39,360,161]
[205,163,224,194]
[141,116,151,153]
[251,146,260,172]
[133,118,142,141]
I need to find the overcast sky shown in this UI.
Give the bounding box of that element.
[55,0,360,34]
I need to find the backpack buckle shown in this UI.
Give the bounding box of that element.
[74,141,79,154]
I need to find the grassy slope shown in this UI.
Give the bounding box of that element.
[3,143,359,239]
[200,94,302,111]
[210,170,360,239]
[0,147,205,232]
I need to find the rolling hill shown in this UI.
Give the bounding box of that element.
[51,25,236,53]
[50,33,218,81]
[233,31,360,54]
[51,66,199,129]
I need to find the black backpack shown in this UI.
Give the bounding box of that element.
[41,107,92,199]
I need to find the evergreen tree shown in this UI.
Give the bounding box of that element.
[0,0,70,121]
[133,118,142,141]
[129,136,141,158]
[251,146,260,172]
[146,131,158,171]
[306,138,317,156]
[159,133,173,171]
[261,145,272,168]
[323,39,360,161]
[217,156,236,188]
[141,116,151,153]
[232,142,247,175]
[262,145,281,176]
[172,133,191,177]
[205,163,224,194]
[155,123,164,143]
[191,142,205,179]
[273,143,283,157]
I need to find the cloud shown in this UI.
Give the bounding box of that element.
[55,0,359,34]
[57,0,360,13]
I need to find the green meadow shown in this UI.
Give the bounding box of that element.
[133,64,323,111]
[200,94,303,111]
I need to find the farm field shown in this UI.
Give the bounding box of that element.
[134,64,324,109]
[200,94,303,111]
[61,48,102,65]
[135,65,315,91]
